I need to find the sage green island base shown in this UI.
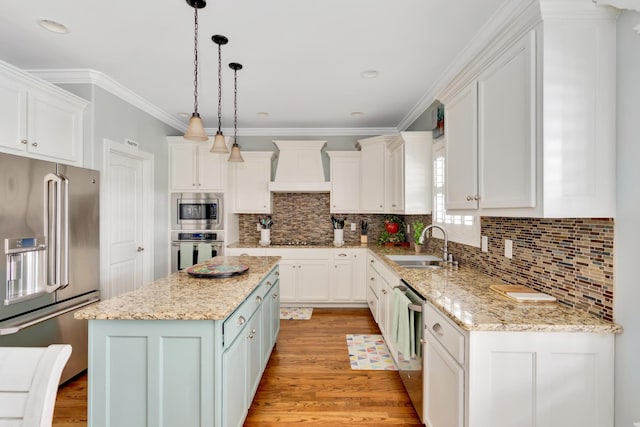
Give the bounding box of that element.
[75,256,281,427]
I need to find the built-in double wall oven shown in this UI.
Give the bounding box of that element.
[170,193,224,272]
[171,192,223,230]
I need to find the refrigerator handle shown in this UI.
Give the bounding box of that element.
[43,173,69,292]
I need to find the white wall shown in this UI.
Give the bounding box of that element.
[614,10,640,427]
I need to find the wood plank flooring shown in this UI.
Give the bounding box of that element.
[53,308,421,426]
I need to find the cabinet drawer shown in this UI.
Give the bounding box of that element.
[223,298,254,349]
[424,303,465,364]
[367,284,378,322]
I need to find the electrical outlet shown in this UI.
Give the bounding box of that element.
[256,223,261,231]
[504,239,513,259]
[350,222,356,231]
[481,236,488,252]
[406,224,411,234]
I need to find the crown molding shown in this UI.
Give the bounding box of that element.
[222,127,398,137]
[397,0,537,130]
[27,68,186,132]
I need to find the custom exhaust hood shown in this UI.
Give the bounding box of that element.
[268,140,331,192]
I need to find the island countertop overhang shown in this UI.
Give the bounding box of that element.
[74,256,281,321]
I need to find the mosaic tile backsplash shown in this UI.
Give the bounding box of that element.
[238,194,614,321]
[419,217,614,321]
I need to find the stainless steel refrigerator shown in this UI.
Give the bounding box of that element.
[0,152,100,383]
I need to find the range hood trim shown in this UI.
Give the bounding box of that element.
[268,181,331,192]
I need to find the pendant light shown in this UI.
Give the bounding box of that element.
[228,62,244,162]
[210,34,230,153]
[183,0,208,141]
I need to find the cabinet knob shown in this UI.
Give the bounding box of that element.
[370,277,375,281]
[275,271,280,277]
[266,281,272,287]
[255,296,263,304]
[392,204,396,207]
[137,246,145,252]
[20,139,28,145]
[432,323,444,336]
[192,183,196,187]
[338,253,347,257]
[466,195,473,201]
[273,293,278,299]
[474,195,481,201]
[31,142,38,147]
[237,315,246,326]
[379,205,383,208]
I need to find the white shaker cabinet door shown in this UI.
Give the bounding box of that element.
[424,337,465,427]
[445,81,478,210]
[232,152,272,213]
[478,30,536,209]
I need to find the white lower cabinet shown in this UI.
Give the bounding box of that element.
[330,248,367,302]
[423,302,615,427]
[367,253,401,358]
[231,248,368,306]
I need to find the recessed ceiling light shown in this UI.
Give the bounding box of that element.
[360,70,378,79]
[256,112,270,117]
[38,19,69,34]
[178,112,191,118]
[634,23,640,35]
[350,111,364,117]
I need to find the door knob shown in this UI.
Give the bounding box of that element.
[137,246,145,252]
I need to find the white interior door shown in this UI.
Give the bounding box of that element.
[102,140,153,299]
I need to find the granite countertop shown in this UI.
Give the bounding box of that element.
[228,242,621,334]
[74,256,280,321]
[366,245,622,334]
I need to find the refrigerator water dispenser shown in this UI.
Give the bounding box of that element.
[4,237,47,305]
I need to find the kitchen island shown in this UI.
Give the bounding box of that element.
[75,256,280,427]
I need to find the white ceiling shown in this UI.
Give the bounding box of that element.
[0,0,509,134]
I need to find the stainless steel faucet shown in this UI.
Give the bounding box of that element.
[418,224,448,262]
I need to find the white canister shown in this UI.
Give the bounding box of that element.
[334,229,344,247]
[260,229,271,246]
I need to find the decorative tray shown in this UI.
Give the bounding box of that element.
[186,263,249,278]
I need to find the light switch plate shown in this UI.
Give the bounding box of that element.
[481,236,488,252]
[256,223,261,231]
[505,239,513,259]
[350,222,356,231]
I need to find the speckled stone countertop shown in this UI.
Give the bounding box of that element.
[74,256,280,321]
[228,242,621,333]
[366,245,622,334]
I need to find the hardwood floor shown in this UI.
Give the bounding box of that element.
[53,308,421,426]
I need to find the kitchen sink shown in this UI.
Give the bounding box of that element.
[385,254,443,269]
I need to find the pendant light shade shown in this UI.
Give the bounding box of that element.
[184,0,208,141]
[210,34,229,153]
[228,62,244,162]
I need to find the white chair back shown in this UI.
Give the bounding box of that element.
[0,344,72,427]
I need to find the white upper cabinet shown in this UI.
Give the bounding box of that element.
[327,151,360,213]
[440,1,617,218]
[168,137,225,192]
[231,151,273,214]
[358,136,388,213]
[0,61,87,166]
[387,131,433,215]
[477,31,536,210]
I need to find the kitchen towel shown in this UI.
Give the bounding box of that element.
[179,243,194,270]
[391,288,412,358]
[196,243,212,263]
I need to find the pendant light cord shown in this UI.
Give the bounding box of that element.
[192,6,199,114]
[217,41,223,132]
[233,68,238,143]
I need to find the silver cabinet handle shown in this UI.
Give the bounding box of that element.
[432,323,444,335]
[240,253,249,256]
[370,259,374,264]
[137,246,145,252]
[255,295,263,304]
[32,142,38,147]
[20,139,28,145]
[466,195,473,201]
[237,315,246,326]
[272,293,278,299]
[248,328,257,339]
[474,195,480,200]
[266,281,272,287]
[275,271,280,277]
[338,253,347,257]
[382,289,388,295]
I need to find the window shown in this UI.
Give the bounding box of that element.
[432,140,480,247]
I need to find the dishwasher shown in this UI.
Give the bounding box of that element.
[394,281,426,423]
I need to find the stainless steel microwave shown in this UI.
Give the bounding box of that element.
[171,193,223,230]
